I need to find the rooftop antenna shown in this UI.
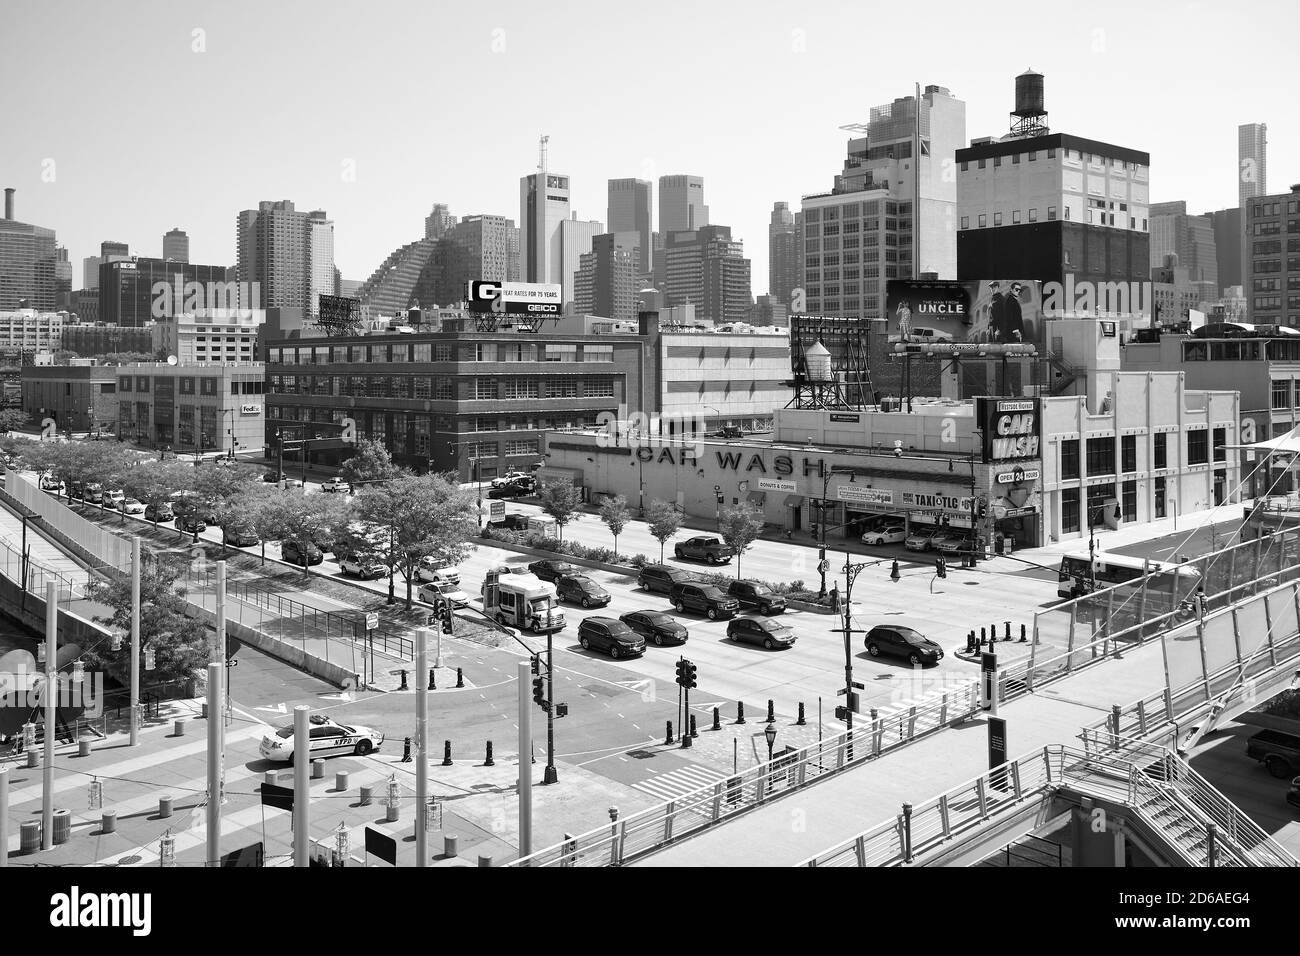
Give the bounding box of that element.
[538,135,549,175]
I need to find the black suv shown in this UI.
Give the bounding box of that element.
[529,559,576,582]
[669,582,739,620]
[555,574,611,609]
[727,580,786,615]
[864,625,944,667]
[637,564,697,595]
[281,540,325,566]
[576,617,645,659]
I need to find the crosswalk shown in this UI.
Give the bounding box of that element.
[632,763,725,807]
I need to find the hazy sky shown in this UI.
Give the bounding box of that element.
[2,0,1295,298]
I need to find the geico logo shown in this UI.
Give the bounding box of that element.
[474,282,501,299]
[527,304,557,312]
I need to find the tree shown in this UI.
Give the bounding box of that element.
[120,460,192,531]
[598,494,631,559]
[537,478,582,543]
[645,499,683,564]
[83,554,211,685]
[719,501,765,579]
[20,441,136,508]
[339,438,401,488]
[253,493,351,577]
[0,408,30,433]
[352,474,479,608]
[242,486,289,565]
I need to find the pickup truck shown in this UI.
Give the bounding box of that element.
[674,536,733,565]
[1246,729,1300,778]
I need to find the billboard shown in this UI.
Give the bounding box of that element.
[977,397,1041,463]
[467,280,562,315]
[885,280,1040,356]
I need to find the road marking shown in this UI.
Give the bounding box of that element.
[617,713,625,719]
[633,764,726,806]
[255,703,288,714]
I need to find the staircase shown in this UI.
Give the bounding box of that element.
[1043,350,1082,395]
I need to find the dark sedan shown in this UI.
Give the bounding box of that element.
[619,610,688,647]
[144,502,174,523]
[556,574,611,609]
[726,616,796,650]
[864,625,944,667]
[176,514,207,534]
[528,559,577,583]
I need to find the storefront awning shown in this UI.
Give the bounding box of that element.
[747,491,766,505]
[784,494,805,507]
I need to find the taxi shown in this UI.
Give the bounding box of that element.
[259,714,384,763]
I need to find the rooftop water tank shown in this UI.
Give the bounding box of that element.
[804,341,832,381]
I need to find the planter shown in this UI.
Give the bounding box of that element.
[486,538,640,579]
[786,598,836,615]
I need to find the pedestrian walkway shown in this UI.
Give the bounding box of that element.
[632,763,726,805]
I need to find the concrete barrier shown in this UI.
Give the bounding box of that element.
[183,606,358,690]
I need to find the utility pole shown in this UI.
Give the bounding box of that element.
[415,628,429,867]
[293,705,310,867]
[517,660,532,860]
[544,628,557,785]
[129,536,141,747]
[41,580,55,850]
[205,661,222,865]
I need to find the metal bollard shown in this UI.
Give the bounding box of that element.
[1005,621,1012,641]
[311,759,324,780]
[478,854,492,867]
[399,669,408,691]
[1020,623,1027,643]
[401,737,412,763]
[101,811,117,834]
[736,701,746,725]
[712,707,721,731]
[456,668,464,688]
[360,786,373,806]
[484,741,494,766]
[980,627,986,648]
[78,739,92,757]
[173,718,186,737]
[444,834,459,858]
[442,740,453,766]
[797,702,806,726]
[201,702,208,719]
[26,751,37,769]
[989,623,995,647]
[159,795,173,818]
[263,770,278,787]
[690,714,698,738]
[428,668,436,691]
[335,771,349,792]
[766,699,775,723]
[665,721,674,745]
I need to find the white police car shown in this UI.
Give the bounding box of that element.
[259,714,384,763]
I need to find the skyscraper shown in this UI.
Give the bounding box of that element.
[307,210,336,316]
[0,188,57,311]
[1209,207,1243,292]
[425,203,457,240]
[558,217,604,310]
[163,227,189,263]
[54,245,72,311]
[1149,201,1218,288]
[1238,122,1268,301]
[768,201,800,306]
[236,200,315,312]
[607,179,653,275]
[411,213,518,307]
[662,224,751,324]
[659,175,708,234]
[519,170,571,287]
[574,233,637,322]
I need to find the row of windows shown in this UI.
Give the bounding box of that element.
[962,148,1057,170]
[962,207,1057,229]
[1251,200,1300,218]
[269,374,617,401]
[802,201,905,223]
[269,341,617,365]
[1059,429,1225,479]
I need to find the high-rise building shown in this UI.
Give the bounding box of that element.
[1244,184,1300,326]
[82,240,132,292]
[163,227,189,263]
[307,210,336,317]
[558,217,603,309]
[574,233,637,322]
[659,175,708,234]
[236,200,319,312]
[425,203,457,240]
[1210,207,1243,293]
[0,188,57,311]
[99,257,232,327]
[411,213,518,308]
[101,241,129,259]
[768,201,800,306]
[662,225,752,325]
[519,170,571,287]
[1238,122,1268,302]
[54,246,72,311]
[607,179,653,275]
[1149,201,1218,288]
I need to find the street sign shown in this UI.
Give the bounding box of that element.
[365,612,379,631]
[817,560,830,574]
[988,716,1009,792]
[851,681,864,690]
[489,500,505,517]
[364,826,397,866]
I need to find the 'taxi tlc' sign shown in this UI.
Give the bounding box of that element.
[978,398,1041,463]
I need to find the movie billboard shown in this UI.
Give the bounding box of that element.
[885,280,1040,356]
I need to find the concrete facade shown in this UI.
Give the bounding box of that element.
[21,363,119,434]
[114,362,267,457]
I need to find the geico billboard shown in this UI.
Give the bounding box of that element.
[885,280,1040,356]
[467,280,563,315]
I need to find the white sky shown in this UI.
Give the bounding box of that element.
[2,0,1295,297]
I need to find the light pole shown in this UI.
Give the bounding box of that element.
[818,466,857,597]
[630,459,645,518]
[1086,502,1123,593]
[764,722,777,763]
[835,556,875,747]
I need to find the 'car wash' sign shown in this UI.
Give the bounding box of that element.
[978,398,1040,463]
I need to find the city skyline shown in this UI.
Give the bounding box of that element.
[2,0,1295,303]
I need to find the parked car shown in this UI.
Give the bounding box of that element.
[864,625,945,666]
[904,528,943,552]
[39,474,63,493]
[281,539,324,566]
[67,482,85,500]
[281,477,304,489]
[417,559,461,585]
[259,714,384,763]
[105,489,125,507]
[487,512,531,531]
[528,559,576,583]
[637,563,697,595]
[619,610,688,646]
[118,497,146,515]
[576,617,645,659]
[669,582,739,620]
[935,533,982,555]
[1288,776,1300,811]
[862,524,907,545]
[727,580,787,615]
[727,616,796,649]
[319,477,349,494]
[674,536,733,565]
[487,481,531,499]
[222,524,260,547]
[144,502,174,523]
[417,579,471,609]
[714,425,743,439]
[491,471,532,488]
[82,483,104,504]
[339,551,389,580]
[556,574,611,608]
[176,514,207,534]
[1246,729,1300,779]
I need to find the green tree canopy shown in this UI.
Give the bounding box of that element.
[719,501,765,578]
[598,494,631,558]
[339,438,402,486]
[537,478,582,542]
[644,499,684,563]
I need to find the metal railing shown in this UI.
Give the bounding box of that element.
[4,472,133,570]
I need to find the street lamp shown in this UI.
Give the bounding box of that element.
[764,722,777,763]
[1086,501,1123,592]
[818,466,857,597]
[629,459,645,518]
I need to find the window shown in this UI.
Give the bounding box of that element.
[545,344,577,362]
[1028,208,1038,222]
[179,377,195,395]
[978,159,986,169]
[583,345,613,363]
[583,378,616,398]
[1061,487,1080,535]
[434,344,453,362]
[1028,151,1037,162]
[434,378,453,400]
[1121,480,1137,522]
[1012,153,1020,165]
[960,216,969,230]
[474,378,496,401]
[505,439,539,457]
[978,214,987,228]
[1060,439,1080,480]
[1273,379,1291,409]
[200,378,217,396]
[476,343,498,362]
[1186,430,1208,466]
[1121,435,1136,473]
[993,156,1002,168]
[1012,210,1021,224]
[503,379,539,400]
[993,212,1003,226]
[136,377,150,393]
[1064,206,1070,220]
[549,379,577,398]
[1085,436,1115,476]
[1214,427,1226,462]
[1153,432,1167,470]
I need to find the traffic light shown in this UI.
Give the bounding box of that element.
[674,659,687,687]
[441,604,453,634]
[683,661,697,690]
[935,556,947,579]
[532,676,545,707]
[530,654,540,675]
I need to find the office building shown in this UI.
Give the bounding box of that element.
[357,238,438,318]
[573,234,637,323]
[0,309,64,354]
[661,225,752,325]
[607,179,653,275]
[54,246,72,311]
[752,294,789,327]
[60,322,152,357]
[163,228,189,263]
[1150,201,1217,288]
[1210,207,1243,293]
[410,213,520,309]
[768,201,800,307]
[115,361,266,455]
[1151,256,1204,327]
[21,362,118,434]
[237,200,332,313]
[558,217,604,308]
[1244,184,1300,326]
[425,203,456,240]
[0,188,57,311]
[306,210,336,316]
[151,309,265,365]
[519,169,571,287]
[98,257,232,327]
[659,175,708,234]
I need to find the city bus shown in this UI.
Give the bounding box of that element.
[1057,550,1202,605]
